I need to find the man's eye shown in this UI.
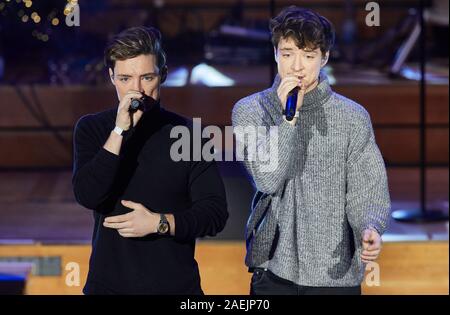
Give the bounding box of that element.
[119,78,129,82]
[306,55,315,59]
[282,54,291,57]
[143,76,154,81]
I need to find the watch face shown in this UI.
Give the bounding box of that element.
[158,222,169,234]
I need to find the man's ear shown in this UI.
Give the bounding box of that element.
[321,52,329,68]
[274,47,278,63]
[108,68,115,85]
[160,65,168,84]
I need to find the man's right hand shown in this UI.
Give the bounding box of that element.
[115,90,145,131]
[277,76,306,113]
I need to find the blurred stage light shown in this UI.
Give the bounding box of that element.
[64,7,73,15]
[322,65,336,85]
[163,67,189,87]
[190,63,234,87]
[64,0,77,15]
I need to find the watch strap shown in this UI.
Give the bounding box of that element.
[113,126,124,136]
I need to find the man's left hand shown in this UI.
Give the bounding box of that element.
[103,200,158,238]
[361,228,382,263]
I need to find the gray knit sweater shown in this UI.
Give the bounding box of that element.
[232,72,391,287]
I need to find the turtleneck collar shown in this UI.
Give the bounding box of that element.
[142,97,161,115]
[268,70,333,112]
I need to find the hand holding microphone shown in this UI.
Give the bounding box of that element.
[277,76,306,124]
[115,90,146,132]
[130,94,150,112]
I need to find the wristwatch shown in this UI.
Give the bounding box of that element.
[157,214,170,235]
[113,125,125,136]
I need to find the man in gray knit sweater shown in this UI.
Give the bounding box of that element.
[232,6,391,295]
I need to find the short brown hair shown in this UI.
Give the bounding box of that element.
[270,6,335,54]
[104,26,167,73]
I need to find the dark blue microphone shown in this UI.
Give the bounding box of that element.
[130,95,147,112]
[284,87,299,121]
[129,95,158,112]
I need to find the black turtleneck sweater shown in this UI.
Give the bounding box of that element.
[72,104,228,294]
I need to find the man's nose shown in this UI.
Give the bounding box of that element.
[132,78,143,93]
[292,55,304,72]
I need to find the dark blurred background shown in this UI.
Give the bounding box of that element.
[0,0,448,85]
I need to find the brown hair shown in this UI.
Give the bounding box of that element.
[270,6,335,54]
[104,26,167,74]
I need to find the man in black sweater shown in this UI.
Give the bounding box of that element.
[72,26,228,294]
